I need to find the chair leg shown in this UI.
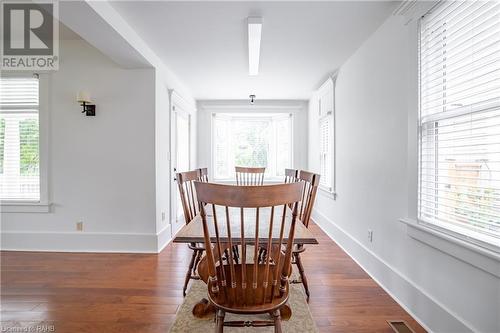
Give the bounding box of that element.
[193,249,203,274]
[258,247,266,264]
[216,309,225,333]
[294,252,310,301]
[272,309,282,333]
[183,249,197,297]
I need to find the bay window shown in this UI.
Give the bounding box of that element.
[212,113,292,180]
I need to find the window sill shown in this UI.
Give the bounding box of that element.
[1,202,51,213]
[213,179,283,185]
[319,186,337,200]
[399,218,500,278]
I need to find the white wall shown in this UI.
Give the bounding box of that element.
[197,100,308,178]
[308,14,499,333]
[1,39,160,252]
[55,2,197,253]
[154,74,172,251]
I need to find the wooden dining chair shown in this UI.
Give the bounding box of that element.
[235,166,266,185]
[176,169,205,297]
[194,182,304,333]
[290,170,320,301]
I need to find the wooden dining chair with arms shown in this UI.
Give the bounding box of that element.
[194,182,304,333]
[290,170,320,301]
[176,169,206,297]
[235,166,266,185]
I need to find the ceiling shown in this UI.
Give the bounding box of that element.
[60,22,83,40]
[110,1,397,100]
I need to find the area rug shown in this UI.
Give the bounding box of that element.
[168,277,318,332]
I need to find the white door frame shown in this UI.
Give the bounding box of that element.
[169,90,196,237]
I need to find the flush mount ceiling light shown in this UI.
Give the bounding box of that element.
[248,17,262,76]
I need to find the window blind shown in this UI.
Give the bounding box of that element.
[0,77,40,201]
[319,113,332,190]
[418,1,500,246]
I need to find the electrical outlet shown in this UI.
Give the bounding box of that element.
[368,230,373,242]
[76,221,83,231]
[161,212,166,221]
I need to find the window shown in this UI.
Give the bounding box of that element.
[0,76,40,201]
[213,113,292,179]
[319,113,333,190]
[317,76,336,194]
[418,1,500,248]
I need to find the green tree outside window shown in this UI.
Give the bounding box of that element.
[0,118,4,174]
[19,119,39,176]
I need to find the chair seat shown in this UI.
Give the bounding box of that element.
[207,263,289,314]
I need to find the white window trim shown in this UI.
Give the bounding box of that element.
[211,112,294,182]
[400,218,500,278]
[0,73,50,213]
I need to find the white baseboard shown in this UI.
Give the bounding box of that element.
[312,209,475,333]
[156,224,172,253]
[171,220,185,238]
[0,230,163,253]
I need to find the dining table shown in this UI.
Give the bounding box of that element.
[173,204,319,318]
[174,205,318,245]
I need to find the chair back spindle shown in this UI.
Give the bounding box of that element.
[284,168,298,183]
[199,167,209,182]
[235,166,266,185]
[195,182,303,309]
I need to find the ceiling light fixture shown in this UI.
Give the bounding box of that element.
[249,94,256,104]
[248,17,262,76]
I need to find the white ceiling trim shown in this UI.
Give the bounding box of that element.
[198,99,307,110]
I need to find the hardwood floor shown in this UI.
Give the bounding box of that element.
[0,223,426,333]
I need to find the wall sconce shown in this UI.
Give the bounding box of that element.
[77,91,96,116]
